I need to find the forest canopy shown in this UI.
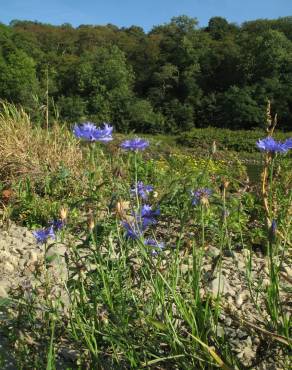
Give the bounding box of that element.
[1,16,292,132]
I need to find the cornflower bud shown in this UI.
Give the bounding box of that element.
[88,213,95,231]
[212,141,217,154]
[60,207,68,221]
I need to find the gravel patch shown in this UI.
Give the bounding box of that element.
[0,221,290,369]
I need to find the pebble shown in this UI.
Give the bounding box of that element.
[282,265,292,276]
[242,249,250,258]
[3,262,14,273]
[29,251,39,264]
[209,275,235,297]
[216,325,225,337]
[8,255,18,267]
[237,329,248,339]
[0,285,8,298]
[225,317,232,326]
[243,345,255,362]
[235,294,243,307]
[237,259,245,270]
[235,290,249,308]
[207,246,220,257]
[223,250,234,257]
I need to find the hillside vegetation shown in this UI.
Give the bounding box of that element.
[0,16,292,132]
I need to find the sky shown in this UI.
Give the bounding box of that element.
[1,0,292,31]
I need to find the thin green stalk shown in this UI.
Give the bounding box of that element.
[46,319,56,370]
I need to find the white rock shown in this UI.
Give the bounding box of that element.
[236,294,243,307]
[0,282,8,298]
[282,265,292,277]
[235,290,249,308]
[3,262,14,273]
[216,325,224,337]
[8,255,18,267]
[29,251,39,264]
[209,275,235,297]
[242,249,250,258]
[237,259,245,270]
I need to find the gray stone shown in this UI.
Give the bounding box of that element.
[208,275,235,297]
[3,262,14,274]
[0,281,9,298]
[207,246,220,257]
[29,251,39,264]
[216,325,225,338]
[282,264,292,277]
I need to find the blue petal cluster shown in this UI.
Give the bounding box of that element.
[284,138,292,150]
[191,188,212,206]
[33,226,55,244]
[140,204,160,227]
[73,122,113,142]
[120,138,149,151]
[49,219,65,231]
[131,181,154,200]
[94,123,113,142]
[144,239,165,255]
[271,219,277,236]
[256,137,289,153]
[121,221,143,240]
[122,204,160,239]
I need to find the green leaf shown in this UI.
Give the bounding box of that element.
[146,317,168,331]
[0,298,13,307]
[45,253,59,264]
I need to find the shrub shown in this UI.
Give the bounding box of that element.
[177,127,292,153]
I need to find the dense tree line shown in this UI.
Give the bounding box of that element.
[0,16,292,132]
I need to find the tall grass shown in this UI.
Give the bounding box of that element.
[0,100,83,184]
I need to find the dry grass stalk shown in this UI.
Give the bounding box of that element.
[0,101,84,184]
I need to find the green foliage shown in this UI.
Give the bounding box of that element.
[177,127,292,153]
[207,17,231,40]
[217,86,265,129]
[0,49,38,105]
[0,16,292,130]
[127,98,165,133]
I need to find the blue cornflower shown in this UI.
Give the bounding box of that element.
[49,219,65,231]
[191,188,212,206]
[131,181,154,200]
[256,137,288,153]
[140,204,160,227]
[121,220,144,240]
[73,122,98,141]
[33,226,55,244]
[271,219,277,235]
[122,204,160,239]
[94,123,113,142]
[284,138,292,150]
[144,239,165,255]
[120,138,149,151]
[73,122,113,142]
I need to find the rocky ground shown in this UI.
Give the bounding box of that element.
[0,221,69,369]
[0,221,291,369]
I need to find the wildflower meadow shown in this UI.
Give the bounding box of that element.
[0,102,291,369]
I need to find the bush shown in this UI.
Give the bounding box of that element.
[177,127,292,153]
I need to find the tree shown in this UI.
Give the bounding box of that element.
[238,29,292,83]
[69,46,134,127]
[0,48,38,106]
[207,17,230,40]
[127,98,165,133]
[216,86,265,129]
